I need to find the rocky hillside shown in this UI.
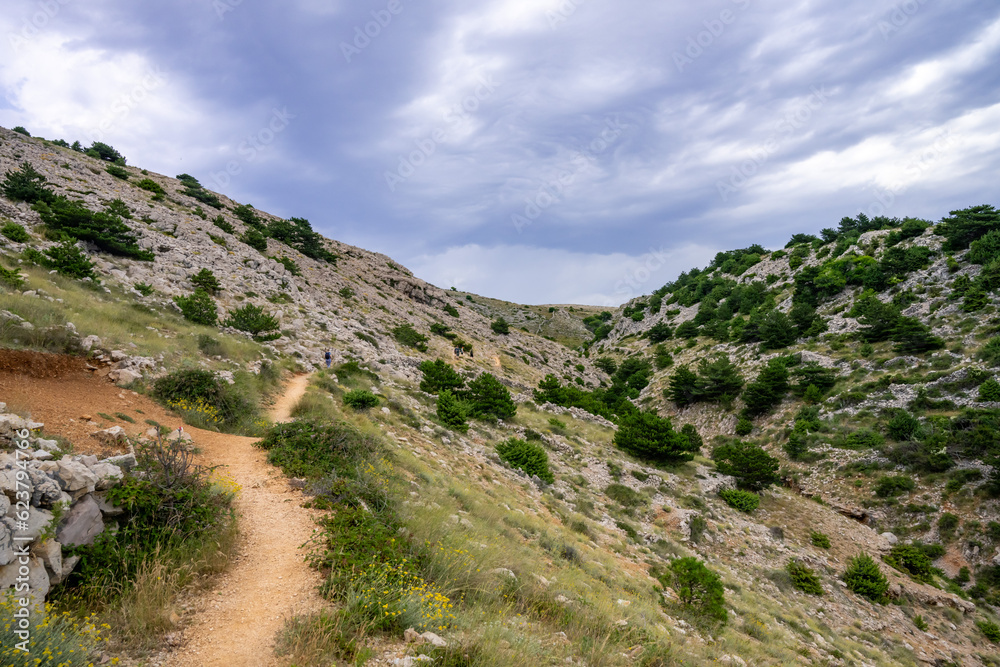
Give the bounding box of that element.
[3,124,1000,665]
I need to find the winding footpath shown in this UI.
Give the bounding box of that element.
[166,373,325,667]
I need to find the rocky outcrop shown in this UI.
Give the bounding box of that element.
[0,411,125,606]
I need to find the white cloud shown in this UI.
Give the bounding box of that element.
[405,242,718,305]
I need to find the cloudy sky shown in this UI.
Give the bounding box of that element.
[2,0,998,305]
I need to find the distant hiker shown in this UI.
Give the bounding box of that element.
[324,349,332,368]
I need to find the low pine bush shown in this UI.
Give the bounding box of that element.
[1,222,29,242]
[391,323,428,352]
[980,378,1000,402]
[718,488,759,512]
[810,530,831,549]
[190,268,222,295]
[174,289,218,326]
[873,474,915,498]
[26,240,98,280]
[343,389,379,411]
[843,553,889,603]
[496,438,554,483]
[665,556,727,625]
[977,619,1000,643]
[436,389,468,432]
[136,178,165,196]
[106,164,129,180]
[884,544,933,582]
[490,317,510,335]
[223,303,281,340]
[786,560,823,595]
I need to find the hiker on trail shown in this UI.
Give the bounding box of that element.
[324,349,332,368]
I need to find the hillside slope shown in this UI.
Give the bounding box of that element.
[2,125,1000,665]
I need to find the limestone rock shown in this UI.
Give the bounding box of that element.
[51,459,99,500]
[57,494,104,547]
[92,426,128,446]
[109,368,142,385]
[420,631,447,648]
[89,461,123,490]
[80,335,102,351]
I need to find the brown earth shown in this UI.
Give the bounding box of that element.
[0,352,328,665]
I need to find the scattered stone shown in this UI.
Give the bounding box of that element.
[92,426,128,446]
[57,494,104,547]
[420,631,447,648]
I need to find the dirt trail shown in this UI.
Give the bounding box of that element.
[166,373,325,667]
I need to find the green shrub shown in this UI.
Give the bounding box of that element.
[443,304,459,318]
[884,544,933,582]
[436,389,468,432]
[32,196,154,260]
[605,483,645,508]
[255,420,379,481]
[174,289,218,326]
[152,368,257,429]
[12,126,30,136]
[734,416,753,436]
[666,557,727,624]
[391,323,428,352]
[59,437,234,603]
[267,217,337,263]
[2,162,55,203]
[873,475,916,498]
[844,429,884,449]
[719,488,759,512]
[980,378,1000,402]
[223,303,280,340]
[711,440,780,491]
[240,227,268,252]
[810,530,831,549]
[969,228,1000,264]
[977,619,1000,643]
[134,282,154,296]
[106,164,129,180]
[843,553,889,603]
[85,141,126,163]
[981,337,1000,367]
[213,215,235,234]
[936,204,1000,251]
[136,178,165,195]
[913,615,928,631]
[1,222,29,242]
[418,359,465,394]
[464,372,516,420]
[343,389,379,410]
[786,560,823,595]
[490,317,510,335]
[496,438,554,483]
[276,255,301,276]
[25,240,98,280]
[613,410,700,465]
[886,410,920,441]
[190,268,222,295]
[938,512,960,539]
[0,263,25,289]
